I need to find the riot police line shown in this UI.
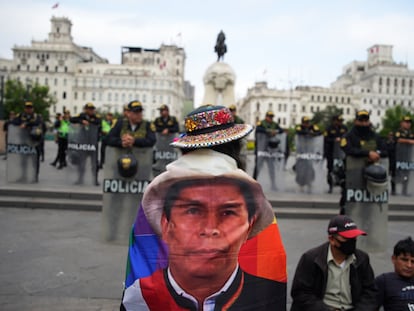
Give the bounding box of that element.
[7,123,414,199]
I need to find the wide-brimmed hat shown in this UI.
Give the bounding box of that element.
[327,215,367,239]
[142,149,275,239]
[171,105,253,148]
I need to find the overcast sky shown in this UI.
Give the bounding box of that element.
[1,0,414,105]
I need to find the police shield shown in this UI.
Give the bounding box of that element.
[330,141,346,187]
[102,146,153,244]
[152,133,179,177]
[294,135,325,193]
[6,125,39,183]
[395,143,414,196]
[67,124,99,185]
[344,157,389,252]
[255,132,286,192]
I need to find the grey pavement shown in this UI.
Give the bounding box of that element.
[0,141,413,310]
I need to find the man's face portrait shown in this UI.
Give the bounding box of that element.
[161,181,254,283]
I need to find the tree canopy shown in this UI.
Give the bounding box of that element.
[380,105,413,136]
[4,79,56,121]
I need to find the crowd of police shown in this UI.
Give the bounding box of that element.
[2,101,414,196]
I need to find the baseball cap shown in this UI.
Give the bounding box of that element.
[327,215,367,239]
[302,116,310,123]
[356,110,370,121]
[24,101,33,108]
[84,102,95,110]
[266,111,274,117]
[128,100,144,112]
[402,115,412,122]
[158,104,169,111]
[228,104,237,111]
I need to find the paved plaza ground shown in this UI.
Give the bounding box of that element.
[0,141,413,310]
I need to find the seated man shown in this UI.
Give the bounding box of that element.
[375,236,414,310]
[291,214,377,311]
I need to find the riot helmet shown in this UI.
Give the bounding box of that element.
[363,163,388,196]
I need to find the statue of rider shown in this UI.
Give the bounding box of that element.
[214,30,227,61]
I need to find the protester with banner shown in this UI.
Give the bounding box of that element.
[121,105,287,310]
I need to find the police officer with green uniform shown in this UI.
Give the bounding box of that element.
[106,100,156,148]
[228,104,245,124]
[56,110,70,169]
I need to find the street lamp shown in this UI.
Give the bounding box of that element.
[0,73,5,120]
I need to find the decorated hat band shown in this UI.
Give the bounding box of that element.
[171,105,253,149]
[184,107,234,135]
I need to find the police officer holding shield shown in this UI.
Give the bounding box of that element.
[11,101,43,182]
[324,115,348,193]
[339,110,388,213]
[106,100,156,149]
[395,115,414,145]
[153,104,179,135]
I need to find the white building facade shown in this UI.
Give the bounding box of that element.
[0,16,189,122]
[238,44,414,133]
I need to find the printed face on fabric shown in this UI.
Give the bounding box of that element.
[161,179,255,284]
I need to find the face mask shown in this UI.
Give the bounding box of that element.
[355,125,370,136]
[336,238,356,255]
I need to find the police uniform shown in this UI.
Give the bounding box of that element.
[154,115,179,134]
[295,117,322,136]
[69,103,101,185]
[154,104,179,134]
[324,116,348,191]
[339,110,388,211]
[56,115,70,169]
[395,116,414,142]
[106,101,156,148]
[11,102,43,182]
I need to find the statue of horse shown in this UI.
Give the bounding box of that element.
[214,30,227,61]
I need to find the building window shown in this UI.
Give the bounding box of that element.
[63,92,66,99]
[82,92,86,100]
[74,92,78,100]
[55,66,58,72]
[54,78,58,86]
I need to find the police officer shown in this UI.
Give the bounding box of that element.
[106,100,156,148]
[11,101,43,182]
[154,104,179,135]
[395,115,414,145]
[70,102,101,127]
[99,112,115,169]
[70,102,101,185]
[253,111,284,179]
[324,115,348,193]
[339,110,388,212]
[256,111,284,136]
[296,116,322,136]
[55,110,70,169]
[228,104,245,124]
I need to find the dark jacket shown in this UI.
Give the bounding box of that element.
[106,118,156,148]
[122,267,286,310]
[341,126,388,158]
[291,242,378,311]
[154,115,179,133]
